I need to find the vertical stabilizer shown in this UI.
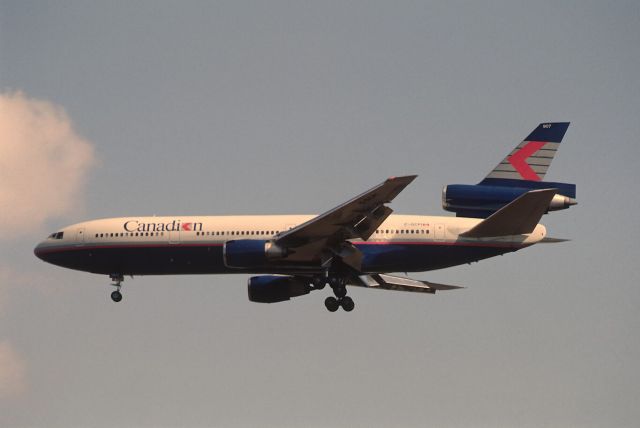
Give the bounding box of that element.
[483,122,570,182]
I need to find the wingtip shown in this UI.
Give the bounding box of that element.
[388,174,418,182]
[539,237,572,244]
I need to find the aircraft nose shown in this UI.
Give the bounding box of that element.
[34,241,47,261]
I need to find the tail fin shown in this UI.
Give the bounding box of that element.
[460,189,557,238]
[442,123,576,218]
[483,122,570,182]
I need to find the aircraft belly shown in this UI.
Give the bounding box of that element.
[358,243,515,272]
[41,241,517,277]
[41,245,230,276]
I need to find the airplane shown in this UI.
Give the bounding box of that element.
[34,123,576,312]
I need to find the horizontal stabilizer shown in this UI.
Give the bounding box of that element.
[460,189,557,238]
[355,274,464,294]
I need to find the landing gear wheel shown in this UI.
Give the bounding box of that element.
[324,296,340,312]
[110,290,123,303]
[109,273,125,303]
[341,296,355,312]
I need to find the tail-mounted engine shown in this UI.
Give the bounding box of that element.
[442,179,577,218]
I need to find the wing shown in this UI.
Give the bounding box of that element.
[274,175,417,266]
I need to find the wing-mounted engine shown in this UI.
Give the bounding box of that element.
[247,275,311,303]
[442,180,576,218]
[223,240,288,268]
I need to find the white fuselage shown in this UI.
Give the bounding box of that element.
[34,214,546,276]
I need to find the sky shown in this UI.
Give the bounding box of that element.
[1,1,639,427]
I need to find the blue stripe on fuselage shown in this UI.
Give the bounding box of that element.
[35,241,521,276]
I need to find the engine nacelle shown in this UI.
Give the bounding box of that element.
[247,275,311,303]
[443,180,577,218]
[223,240,287,269]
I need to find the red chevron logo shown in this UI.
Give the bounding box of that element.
[508,141,546,181]
[181,223,192,231]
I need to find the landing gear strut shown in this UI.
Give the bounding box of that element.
[110,273,124,302]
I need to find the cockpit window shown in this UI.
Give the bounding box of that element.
[48,232,64,240]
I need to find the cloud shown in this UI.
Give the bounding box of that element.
[0,92,95,397]
[0,91,96,239]
[0,341,27,399]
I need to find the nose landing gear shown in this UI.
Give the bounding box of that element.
[109,273,124,302]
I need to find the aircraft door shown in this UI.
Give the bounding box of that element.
[169,229,180,244]
[435,224,445,241]
[75,228,85,243]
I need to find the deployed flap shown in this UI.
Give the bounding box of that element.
[460,188,557,238]
[353,273,464,294]
[275,175,417,249]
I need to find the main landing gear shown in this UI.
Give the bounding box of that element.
[110,273,124,303]
[324,295,354,312]
[313,275,355,312]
